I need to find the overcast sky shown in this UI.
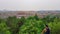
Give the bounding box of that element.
[0,0,60,11]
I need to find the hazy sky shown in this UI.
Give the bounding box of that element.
[0,0,60,11]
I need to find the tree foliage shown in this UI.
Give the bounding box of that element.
[0,15,60,34]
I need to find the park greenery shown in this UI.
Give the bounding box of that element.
[0,14,60,34]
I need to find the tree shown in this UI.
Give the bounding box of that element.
[6,16,19,34]
[34,14,39,20]
[0,20,11,34]
[19,17,44,34]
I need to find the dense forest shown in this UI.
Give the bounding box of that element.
[0,14,60,34]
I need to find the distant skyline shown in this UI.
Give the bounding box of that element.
[0,0,60,11]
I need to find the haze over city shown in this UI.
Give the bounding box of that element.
[0,0,60,11]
